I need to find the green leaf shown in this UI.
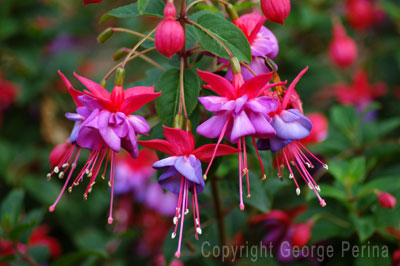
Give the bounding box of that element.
[29,245,50,264]
[359,177,400,195]
[155,68,200,126]
[99,0,165,24]
[1,190,24,228]
[331,105,359,141]
[329,157,366,186]
[192,13,252,63]
[350,214,375,242]
[244,173,271,213]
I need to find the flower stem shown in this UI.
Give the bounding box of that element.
[210,176,232,264]
[179,57,188,119]
[121,27,157,69]
[121,48,165,71]
[240,62,256,76]
[186,19,233,58]
[11,242,40,266]
[102,47,156,82]
[110,27,155,41]
[186,0,206,12]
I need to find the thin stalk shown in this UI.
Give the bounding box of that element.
[102,47,156,82]
[121,48,165,71]
[179,57,188,118]
[12,242,40,266]
[111,27,155,41]
[186,0,206,12]
[121,27,157,68]
[240,62,257,76]
[210,176,232,265]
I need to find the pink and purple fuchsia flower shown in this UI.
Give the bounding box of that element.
[196,69,286,210]
[138,126,238,258]
[47,70,161,224]
[224,12,279,81]
[257,67,328,207]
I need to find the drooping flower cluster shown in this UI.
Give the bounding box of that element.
[257,67,327,207]
[329,21,358,68]
[47,71,160,224]
[196,69,286,209]
[138,126,238,258]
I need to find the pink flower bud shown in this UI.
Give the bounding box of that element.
[329,23,358,68]
[346,0,374,31]
[83,0,103,5]
[292,221,313,247]
[155,3,184,58]
[49,141,73,169]
[163,2,176,18]
[378,192,397,209]
[302,113,328,145]
[260,0,291,25]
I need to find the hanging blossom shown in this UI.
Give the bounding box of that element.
[138,126,238,258]
[46,70,160,224]
[223,12,279,81]
[257,67,327,207]
[196,69,286,210]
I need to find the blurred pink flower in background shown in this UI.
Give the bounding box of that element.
[301,113,328,146]
[329,22,358,68]
[331,69,387,110]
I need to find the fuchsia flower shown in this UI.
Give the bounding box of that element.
[260,0,291,25]
[46,71,160,224]
[301,113,328,146]
[196,70,286,210]
[332,69,387,110]
[329,22,358,68]
[138,126,238,258]
[346,0,375,31]
[251,206,314,262]
[224,12,278,81]
[155,2,184,58]
[257,67,327,207]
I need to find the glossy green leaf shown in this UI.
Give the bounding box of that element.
[155,68,200,126]
[99,0,164,24]
[192,13,252,63]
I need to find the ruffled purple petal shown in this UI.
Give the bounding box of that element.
[174,156,204,192]
[153,156,178,170]
[69,121,82,143]
[271,109,312,140]
[121,121,139,158]
[198,96,232,112]
[76,106,91,117]
[98,110,121,152]
[251,26,279,58]
[128,115,150,135]
[158,167,182,194]
[245,97,278,114]
[269,137,293,152]
[229,111,256,143]
[234,95,248,113]
[65,112,85,121]
[247,111,276,138]
[76,109,102,149]
[78,94,104,111]
[197,111,231,139]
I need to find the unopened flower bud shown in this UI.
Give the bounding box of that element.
[114,67,125,86]
[97,28,113,44]
[155,3,184,58]
[346,0,374,31]
[173,114,184,129]
[261,0,291,25]
[113,48,128,61]
[292,221,313,247]
[329,23,358,68]
[377,192,397,209]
